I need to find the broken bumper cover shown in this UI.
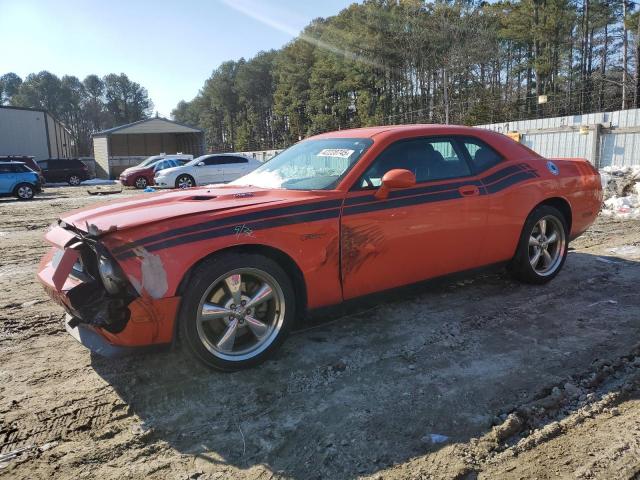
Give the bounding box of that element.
[38,226,181,355]
[64,314,167,357]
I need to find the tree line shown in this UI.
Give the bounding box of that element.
[0,71,153,155]
[173,0,640,153]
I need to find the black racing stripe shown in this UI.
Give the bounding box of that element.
[344,189,462,216]
[345,164,525,206]
[112,198,343,255]
[344,166,537,216]
[345,179,483,206]
[113,165,539,257]
[481,164,526,185]
[116,208,340,260]
[484,171,537,194]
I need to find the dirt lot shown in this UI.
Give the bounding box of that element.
[1,186,640,479]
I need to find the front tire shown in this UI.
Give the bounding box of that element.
[175,174,195,189]
[14,183,35,200]
[509,205,568,284]
[134,176,148,189]
[178,253,296,371]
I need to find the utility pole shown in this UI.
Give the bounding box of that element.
[635,4,640,107]
[623,0,628,109]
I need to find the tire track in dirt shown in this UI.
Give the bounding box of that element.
[0,393,132,454]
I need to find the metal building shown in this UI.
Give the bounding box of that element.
[92,117,204,178]
[0,106,76,160]
[477,108,640,168]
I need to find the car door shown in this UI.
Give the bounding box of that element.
[195,156,224,184]
[50,161,64,182]
[457,136,519,265]
[0,164,16,193]
[340,136,490,299]
[222,156,249,182]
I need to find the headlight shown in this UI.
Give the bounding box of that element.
[98,255,127,294]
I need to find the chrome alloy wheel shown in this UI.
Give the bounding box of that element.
[17,185,33,199]
[69,175,81,186]
[177,175,194,188]
[196,268,285,361]
[528,215,566,276]
[135,177,148,189]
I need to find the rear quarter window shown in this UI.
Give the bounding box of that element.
[460,137,503,172]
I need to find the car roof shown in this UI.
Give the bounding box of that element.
[309,124,492,140]
[0,161,26,165]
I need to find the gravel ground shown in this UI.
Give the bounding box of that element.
[1,186,640,479]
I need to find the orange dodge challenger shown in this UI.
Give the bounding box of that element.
[38,125,602,370]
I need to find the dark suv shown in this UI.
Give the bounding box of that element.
[37,158,92,186]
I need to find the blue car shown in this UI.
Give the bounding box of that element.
[0,161,42,200]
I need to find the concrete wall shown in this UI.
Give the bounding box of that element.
[477,108,640,168]
[108,156,148,178]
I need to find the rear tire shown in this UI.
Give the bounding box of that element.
[509,205,568,284]
[14,183,35,200]
[175,174,195,189]
[178,252,296,371]
[68,175,81,186]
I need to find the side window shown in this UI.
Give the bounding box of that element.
[461,138,502,172]
[0,164,12,173]
[203,156,221,166]
[216,156,243,165]
[231,156,248,164]
[359,138,471,188]
[154,160,168,171]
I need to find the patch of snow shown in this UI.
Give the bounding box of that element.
[44,179,118,188]
[84,179,118,185]
[608,245,640,258]
[600,166,640,219]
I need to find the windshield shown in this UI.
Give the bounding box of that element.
[231,138,372,190]
[139,155,161,167]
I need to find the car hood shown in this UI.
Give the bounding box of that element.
[120,166,149,176]
[58,185,321,236]
[155,165,185,176]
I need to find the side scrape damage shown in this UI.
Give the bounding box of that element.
[341,224,385,274]
[127,247,169,299]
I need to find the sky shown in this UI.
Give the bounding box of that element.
[0,0,357,117]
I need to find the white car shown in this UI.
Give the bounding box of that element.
[154,154,262,189]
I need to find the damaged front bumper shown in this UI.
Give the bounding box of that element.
[38,224,180,356]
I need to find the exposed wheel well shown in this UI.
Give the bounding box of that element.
[176,244,308,320]
[534,197,572,234]
[13,182,33,194]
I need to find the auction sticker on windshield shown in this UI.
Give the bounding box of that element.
[317,149,355,158]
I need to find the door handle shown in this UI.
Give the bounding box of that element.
[458,185,480,197]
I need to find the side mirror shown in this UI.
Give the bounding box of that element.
[197,162,205,167]
[375,168,416,200]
